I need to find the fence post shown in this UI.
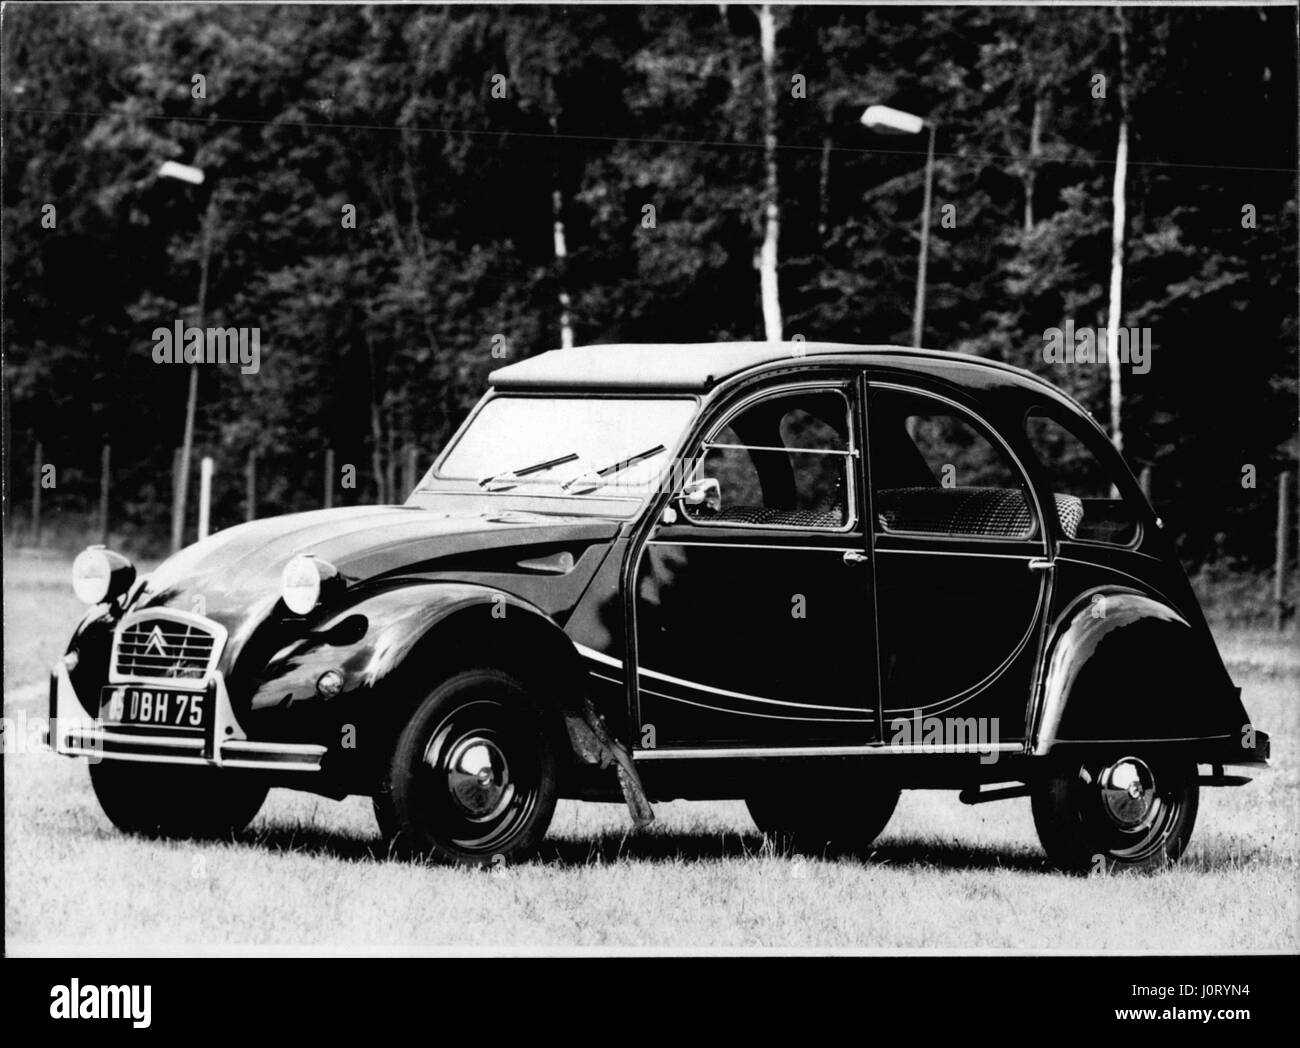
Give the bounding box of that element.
[198,456,213,541]
[99,444,111,545]
[404,445,418,497]
[324,447,335,508]
[1275,471,1291,630]
[31,440,42,546]
[171,447,184,552]
[245,450,257,522]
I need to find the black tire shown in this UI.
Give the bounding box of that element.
[373,668,558,867]
[89,760,268,839]
[1031,755,1198,874]
[746,769,901,855]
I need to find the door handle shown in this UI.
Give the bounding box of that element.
[842,551,869,566]
[1027,557,1054,573]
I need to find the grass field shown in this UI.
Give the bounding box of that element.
[5,547,1297,952]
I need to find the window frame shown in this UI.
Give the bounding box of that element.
[866,382,1044,545]
[426,390,701,503]
[681,382,860,535]
[1021,405,1145,550]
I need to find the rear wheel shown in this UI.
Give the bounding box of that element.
[1031,754,1198,873]
[89,760,268,839]
[373,668,558,867]
[746,769,901,855]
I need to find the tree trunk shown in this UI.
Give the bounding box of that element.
[1024,92,1043,232]
[1105,10,1130,451]
[367,335,386,504]
[818,131,832,242]
[552,190,574,347]
[550,117,574,349]
[385,406,397,504]
[756,3,783,341]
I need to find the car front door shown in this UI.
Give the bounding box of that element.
[865,381,1049,748]
[631,376,880,752]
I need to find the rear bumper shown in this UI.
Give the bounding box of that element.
[47,657,326,774]
[1046,730,1271,768]
[1200,728,1270,767]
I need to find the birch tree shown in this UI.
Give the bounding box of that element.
[1105,8,1131,451]
[755,3,783,341]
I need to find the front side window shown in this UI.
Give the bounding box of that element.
[868,388,1037,540]
[431,395,697,498]
[1025,411,1139,544]
[686,388,854,530]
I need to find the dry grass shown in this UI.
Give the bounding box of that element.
[5,546,1297,952]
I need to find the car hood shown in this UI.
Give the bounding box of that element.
[134,504,622,628]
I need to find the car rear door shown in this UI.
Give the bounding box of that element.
[865,380,1050,748]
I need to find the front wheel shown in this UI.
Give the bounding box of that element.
[373,668,558,867]
[89,760,268,839]
[1031,755,1198,874]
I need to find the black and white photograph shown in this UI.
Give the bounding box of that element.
[1,0,1297,1017]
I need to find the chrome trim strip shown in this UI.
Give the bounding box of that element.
[645,540,861,552]
[705,443,856,457]
[217,759,322,771]
[637,675,864,713]
[578,642,866,714]
[874,547,1042,561]
[634,742,1024,760]
[223,739,327,756]
[574,643,622,668]
[636,687,867,724]
[65,730,203,751]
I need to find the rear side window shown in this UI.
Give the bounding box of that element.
[1025,413,1139,544]
[867,388,1037,540]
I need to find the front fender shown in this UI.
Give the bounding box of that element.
[1031,588,1251,756]
[242,579,656,822]
[247,581,553,721]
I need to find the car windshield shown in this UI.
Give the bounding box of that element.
[431,396,697,497]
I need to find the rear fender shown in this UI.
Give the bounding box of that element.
[1030,588,1251,757]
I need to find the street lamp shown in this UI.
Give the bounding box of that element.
[861,105,937,349]
[158,160,216,552]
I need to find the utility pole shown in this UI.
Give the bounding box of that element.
[912,120,937,349]
[171,190,217,552]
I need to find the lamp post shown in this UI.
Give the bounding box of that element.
[158,161,215,553]
[861,105,937,349]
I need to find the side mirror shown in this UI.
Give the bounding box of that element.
[680,477,721,515]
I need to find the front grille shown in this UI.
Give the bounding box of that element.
[112,614,222,683]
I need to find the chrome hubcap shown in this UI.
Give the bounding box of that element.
[440,735,513,821]
[1098,756,1157,829]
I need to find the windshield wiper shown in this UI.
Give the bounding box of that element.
[478,451,580,489]
[561,444,667,493]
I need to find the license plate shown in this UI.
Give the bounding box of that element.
[101,686,205,728]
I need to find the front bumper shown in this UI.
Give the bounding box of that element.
[47,657,327,774]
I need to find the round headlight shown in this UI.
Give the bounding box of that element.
[281,555,339,615]
[71,546,135,605]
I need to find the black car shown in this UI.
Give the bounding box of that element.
[50,342,1270,871]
